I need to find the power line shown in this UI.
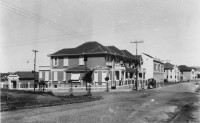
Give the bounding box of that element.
[130,41,143,91]
[0,1,84,40]
[0,0,80,35]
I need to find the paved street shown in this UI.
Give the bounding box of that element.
[1,82,200,123]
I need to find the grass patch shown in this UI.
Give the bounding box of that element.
[1,89,102,112]
[1,88,54,96]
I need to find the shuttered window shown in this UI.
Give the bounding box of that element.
[53,72,58,81]
[63,57,68,66]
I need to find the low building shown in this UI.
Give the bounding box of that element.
[7,71,39,89]
[164,63,180,82]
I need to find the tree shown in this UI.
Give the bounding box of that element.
[82,71,93,96]
[38,80,46,92]
[68,80,73,96]
[105,76,109,92]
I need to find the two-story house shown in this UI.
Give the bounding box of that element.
[153,58,165,87]
[164,63,180,82]
[39,41,137,89]
[141,53,164,88]
[178,65,196,81]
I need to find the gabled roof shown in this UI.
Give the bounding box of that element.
[178,65,193,72]
[14,71,39,80]
[142,53,154,58]
[49,41,137,62]
[50,41,112,56]
[106,46,124,56]
[121,50,142,61]
[121,50,134,58]
[191,66,200,71]
[164,63,174,70]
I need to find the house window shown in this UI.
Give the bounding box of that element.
[53,72,58,81]
[63,72,66,81]
[170,75,172,78]
[45,71,49,81]
[53,58,58,66]
[39,71,42,78]
[79,57,84,65]
[154,64,156,71]
[63,57,68,66]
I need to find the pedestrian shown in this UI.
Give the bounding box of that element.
[194,83,199,92]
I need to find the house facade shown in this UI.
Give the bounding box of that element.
[178,65,196,81]
[140,53,164,87]
[7,71,38,89]
[153,58,165,87]
[39,41,140,89]
[141,53,154,80]
[164,63,180,82]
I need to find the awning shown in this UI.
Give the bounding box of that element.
[65,66,92,73]
[71,73,80,81]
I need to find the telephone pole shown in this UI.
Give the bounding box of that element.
[130,41,143,90]
[32,50,39,92]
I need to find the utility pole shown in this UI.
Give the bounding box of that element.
[130,41,143,91]
[32,50,39,92]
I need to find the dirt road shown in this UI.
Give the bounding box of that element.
[1,82,199,123]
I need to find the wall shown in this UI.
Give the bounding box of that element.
[164,67,180,82]
[141,54,154,80]
[87,56,106,69]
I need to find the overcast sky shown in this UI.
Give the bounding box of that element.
[0,0,200,72]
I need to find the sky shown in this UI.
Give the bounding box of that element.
[0,0,200,73]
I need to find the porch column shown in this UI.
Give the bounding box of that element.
[119,70,122,86]
[28,82,30,88]
[119,70,122,81]
[19,83,21,89]
[124,71,126,85]
[58,81,60,88]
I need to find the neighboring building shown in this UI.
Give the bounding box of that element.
[40,41,139,89]
[141,53,154,80]
[178,65,196,81]
[38,66,51,88]
[7,71,39,89]
[191,67,200,81]
[141,53,165,87]
[164,63,180,82]
[153,58,165,87]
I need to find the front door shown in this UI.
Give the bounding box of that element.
[12,81,17,88]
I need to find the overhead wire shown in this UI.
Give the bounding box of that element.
[0,0,81,36]
[0,0,84,40]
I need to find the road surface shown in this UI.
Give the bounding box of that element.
[1,82,200,123]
